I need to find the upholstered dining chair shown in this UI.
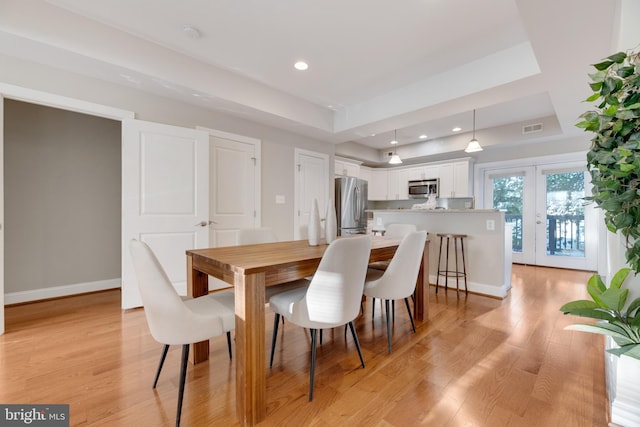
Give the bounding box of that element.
[369,223,417,271]
[129,239,235,427]
[368,223,418,319]
[268,235,372,401]
[363,230,427,354]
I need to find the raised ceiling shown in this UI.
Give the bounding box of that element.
[0,0,623,162]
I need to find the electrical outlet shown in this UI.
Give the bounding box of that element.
[275,195,285,204]
[486,219,495,231]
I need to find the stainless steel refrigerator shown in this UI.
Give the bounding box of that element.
[335,176,368,236]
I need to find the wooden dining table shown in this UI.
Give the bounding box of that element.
[186,236,429,426]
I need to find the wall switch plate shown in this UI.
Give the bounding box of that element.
[275,195,285,204]
[486,219,495,231]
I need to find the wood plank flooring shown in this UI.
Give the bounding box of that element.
[0,265,608,426]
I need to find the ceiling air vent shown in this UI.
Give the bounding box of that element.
[522,123,543,134]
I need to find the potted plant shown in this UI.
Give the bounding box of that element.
[560,267,640,359]
[577,49,640,271]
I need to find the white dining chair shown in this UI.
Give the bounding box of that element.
[369,223,417,270]
[364,230,427,354]
[129,239,235,427]
[369,223,419,319]
[268,235,372,401]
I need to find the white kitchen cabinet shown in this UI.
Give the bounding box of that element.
[359,166,372,184]
[388,168,412,200]
[438,161,470,197]
[369,169,388,200]
[334,159,360,177]
[406,165,438,181]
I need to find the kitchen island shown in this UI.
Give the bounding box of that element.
[370,209,511,298]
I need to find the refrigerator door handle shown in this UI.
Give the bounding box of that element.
[354,186,360,222]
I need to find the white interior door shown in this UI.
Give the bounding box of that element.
[207,129,260,247]
[294,149,329,240]
[122,119,209,309]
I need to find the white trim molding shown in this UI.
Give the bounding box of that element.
[4,279,121,305]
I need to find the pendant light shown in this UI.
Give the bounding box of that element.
[389,129,402,164]
[464,109,483,153]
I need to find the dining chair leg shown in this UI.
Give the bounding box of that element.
[153,344,170,389]
[385,299,392,354]
[404,297,416,333]
[269,313,281,368]
[347,321,365,368]
[176,344,189,427]
[226,332,232,360]
[309,328,318,402]
[372,297,376,319]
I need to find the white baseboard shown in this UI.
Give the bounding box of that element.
[429,274,508,298]
[5,279,121,305]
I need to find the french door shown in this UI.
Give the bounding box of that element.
[484,161,597,270]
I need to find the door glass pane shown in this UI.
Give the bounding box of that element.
[545,172,585,257]
[492,176,524,253]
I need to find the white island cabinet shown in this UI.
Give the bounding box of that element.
[370,209,512,298]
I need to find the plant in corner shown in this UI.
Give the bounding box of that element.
[562,49,640,360]
[561,268,640,360]
[577,49,640,271]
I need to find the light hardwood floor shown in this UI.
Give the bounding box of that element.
[0,265,608,426]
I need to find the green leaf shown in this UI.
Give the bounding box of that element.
[610,268,631,288]
[589,70,606,83]
[593,60,614,71]
[600,287,629,311]
[565,323,629,340]
[587,274,606,292]
[627,297,640,317]
[617,66,635,78]
[607,52,627,63]
[586,93,601,102]
[589,82,603,92]
[560,299,598,312]
[607,344,640,359]
[619,163,636,172]
[562,307,616,322]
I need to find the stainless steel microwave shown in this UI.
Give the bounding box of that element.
[408,178,439,198]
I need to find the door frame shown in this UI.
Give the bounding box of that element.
[475,151,603,272]
[293,148,330,240]
[0,83,134,334]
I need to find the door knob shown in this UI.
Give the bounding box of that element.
[195,220,216,227]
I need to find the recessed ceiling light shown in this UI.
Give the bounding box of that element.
[419,134,427,139]
[452,127,462,132]
[390,139,398,145]
[294,61,309,71]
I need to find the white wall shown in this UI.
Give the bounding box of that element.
[0,53,334,243]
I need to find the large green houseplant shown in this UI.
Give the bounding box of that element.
[577,49,640,271]
[562,48,640,360]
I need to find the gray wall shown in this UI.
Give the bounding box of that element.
[4,99,121,292]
